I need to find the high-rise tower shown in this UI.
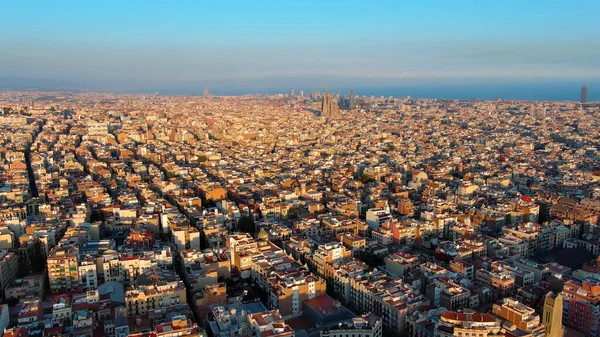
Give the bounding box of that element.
[581,85,589,103]
[349,90,355,110]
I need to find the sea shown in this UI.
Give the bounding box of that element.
[158,81,600,102]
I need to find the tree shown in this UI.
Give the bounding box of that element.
[198,155,207,163]
[358,251,384,268]
[359,173,375,184]
[238,216,256,233]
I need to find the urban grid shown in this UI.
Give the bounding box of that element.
[0,87,598,337]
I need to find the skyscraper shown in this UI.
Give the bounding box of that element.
[581,85,589,103]
[204,86,209,98]
[349,90,355,110]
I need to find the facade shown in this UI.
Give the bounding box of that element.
[350,269,426,335]
[248,310,294,337]
[435,311,502,337]
[47,247,80,292]
[492,298,545,335]
[268,270,326,318]
[475,263,515,300]
[561,280,600,336]
[321,314,382,337]
[87,121,108,136]
[542,292,565,337]
[386,251,417,277]
[366,208,392,230]
[208,302,252,337]
[155,316,202,337]
[311,242,352,281]
[79,255,98,290]
[5,273,46,300]
[124,269,187,315]
[0,250,18,296]
[337,232,366,257]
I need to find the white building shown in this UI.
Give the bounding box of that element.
[366,207,392,229]
[321,314,382,337]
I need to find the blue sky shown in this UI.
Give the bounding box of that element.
[1,0,599,91]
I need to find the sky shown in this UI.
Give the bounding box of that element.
[1,0,600,94]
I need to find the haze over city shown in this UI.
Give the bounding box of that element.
[2,0,600,99]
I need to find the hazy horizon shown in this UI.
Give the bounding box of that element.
[2,0,599,99]
[1,76,598,102]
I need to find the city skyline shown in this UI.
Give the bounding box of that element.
[2,2,600,337]
[1,0,600,94]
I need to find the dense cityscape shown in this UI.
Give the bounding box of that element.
[0,88,597,337]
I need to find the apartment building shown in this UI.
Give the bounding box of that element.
[311,242,352,279]
[492,298,546,335]
[366,208,392,230]
[0,250,18,296]
[181,248,230,293]
[385,250,418,277]
[425,277,472,311]
[337,232,366,257]
[79,255,98,290]
[47,246,80,292]
[475,263,515,301]
[350,269,426,335]
[435,311,502,337]
[207,302,252,337]
[248,310,295,337]
[321,314,382,337]
[125,269,186,315]
[155,316,203,337]
[5,273,46,300]
[561,280,600,336]
[268,269,326,318]
[101,252,153,285]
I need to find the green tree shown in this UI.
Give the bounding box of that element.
[238,216,256,233]
[359,173,375,184]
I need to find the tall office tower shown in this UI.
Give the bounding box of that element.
[581,85,589,103]
[290,89,295,96]
[321,93,340,119]
[204,86,209,98]
[299,90,304,97]
[349,90,355,110]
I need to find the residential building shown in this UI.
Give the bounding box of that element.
[47,246,80,292]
